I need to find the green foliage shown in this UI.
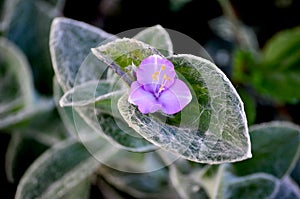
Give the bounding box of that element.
[233,27,300,104]
[50,18,156,152]
[1,0,300,197]
[133,25,173,56]
[3,0,63,95]
[233,121,300,178]
[15,138,102,199]
[92,37,250,163]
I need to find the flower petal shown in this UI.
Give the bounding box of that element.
[158,79,192,114]
[137,55,176,93]
[128,81,162,114]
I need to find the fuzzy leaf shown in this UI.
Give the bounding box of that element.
[200,164,280,199]
[118,54,250,164]
[91,38,161,85]
[0,37,34,117]
[0,98,55,130]
[50,18,155,152]
[60,180,91,199]
[15,137,113,199]
[233,121,300,178]
[133,25,173,56]
[5,134,49,183]
[53,76,155,152]
[50,17,116,91]
[219,173,280,199]
[0,37,56,130]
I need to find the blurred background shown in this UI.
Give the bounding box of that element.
[1,0,300,198]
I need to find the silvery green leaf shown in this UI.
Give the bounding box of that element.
[53,78,77,136]
[0,37,34,115]
[5,134,49,183]
[118,54,250,164]
[15,136,114,199]
[53,76,155,152]
[60,179,90,199]
[0,33,57,131]
[233,121,300,178]
[219,173,280,199]
[50,18,154,152]
[91,38,161,85]
[0,97,55,130]
[134,25,173,56]
[50,17,116,91]
[200,164,280,199]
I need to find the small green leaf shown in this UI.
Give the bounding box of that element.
[252,26,300,103]
[262,26,300,67]
[92,38,161,68]
[233,121,300,178]
[133,25,173,56]
[91,38,161,85]
[118,54,251,164]
[50,17,116,91]
[15,137,113,199]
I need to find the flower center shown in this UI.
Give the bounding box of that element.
[151,64,171,98]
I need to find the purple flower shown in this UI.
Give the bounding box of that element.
[128,55,192,114]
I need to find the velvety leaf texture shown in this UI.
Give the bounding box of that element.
[233,121,300,178]
[117,53,251,164]
[133,25,173,56]
[50,18,155,152]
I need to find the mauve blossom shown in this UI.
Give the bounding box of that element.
[128,55,192,114]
